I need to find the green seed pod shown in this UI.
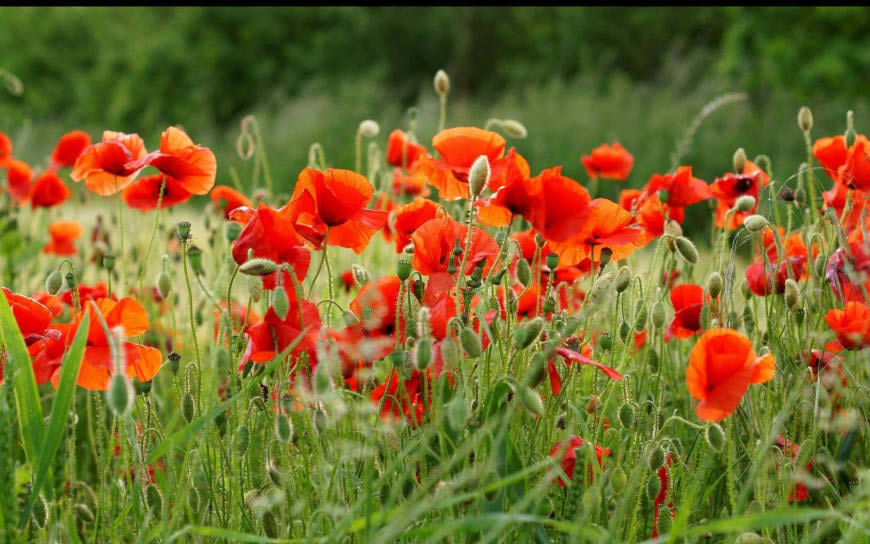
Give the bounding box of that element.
[614,265,632,293]
[634,300,647,332]
[468,155,491,198]
[239,258,278,276]
[675,236,699,264]
[742,214,768,232]
[447,396,468,432]
[45,269,63,295]
[102,253,116,271]
[145,483,163,518]
[798,106,813,132]
[651,301,666,329]
[176,221,191,241]
[181,391,196,423]
[275,414,293,444]
[619,322,631,342]
[225,221,242,242]
[513,317,544,349]
[397,256,412,281]
[618,403,636,429]
[543,296,556,314]
[75,503,95,523]
[262,511,279,539]
[518,385,546,418]
[648,445,665,471]
[705,423,726,452]
[272,285,290,321]
[794,308,805,325]
[733,147,747,173]
[610,467,627,493]
[132,377,151,396]
[735,195,756,212]
[516,258,531,287]
[599,332,613,351]
[167,352,181,375]
[784,278,800,311]
[415,337,432,370]
[646,472,661,501]
[107,374,133,417]
[546,252,559,271]
[235,424,250,455]
[707,271,723,299]
[460,327,482,357]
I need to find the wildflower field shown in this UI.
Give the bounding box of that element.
[0,59,868,544]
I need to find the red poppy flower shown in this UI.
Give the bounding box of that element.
[0,288,63,385]
[390,168,429,197]
[826,229,870,303]
[339,269,356,293]
[549,436,610,487]
[71,131,147,196]
[825,301,870,350]
[289,168,388,254]
[50,130,92,169]
[230,203,311,290]
[370,367,444,425]
[775,435,813,503]
[210,185,253,218]
[745,257,807,297]
[652,453,675,538]
[665,284,705,342]
[6,158,33,201]
[710,161,769,230]
[128,127,217,195]
[838,135,870,191]
[242,288,321,365]
[349,275,404,338]
[392,198,441,253]
[411,216,498,277]
[813,135,852,180]
[581,142,634,180]
[414,127,507,200]
[643,166,711,208]
[0,130,11,163]
[43,220,82,256]
[477,150,538,227]
[686,328,775,422]
[121,174,193,211]
[29,171,70,209]
[60,282,114,308]
[550,198,643,265]
[31,291,64,318]
[554,345,623,380]
[385,129,428,168]
[526,167,593,247]
[823,181,868,231]
[621,190,685,247]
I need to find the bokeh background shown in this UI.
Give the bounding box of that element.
[2,6,869,202]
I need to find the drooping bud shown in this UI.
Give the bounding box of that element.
[518,385,546,418]
[247,275,263,303]
[585,395,601,415]
[525,352,548,387]
[187,244,204,275]
[743,215,768,232]
[65,271,77,289]
[705,423,726,452]
[107,373,134,418]
[734,195,756,213]
[341,311,359,327]
[440,338,460,368]
[610,467,627,493]
[460,327,482,357]
[351,264,370,286]
[31,494,49,528]
[675,236,699,264]
[619,321,631,342]
[145,483,163,518]
[45,269,63,295]
[516,258,531,287]
[262,511,279,539]
[733,147,747,173]
[358,119,380,138]
[615,265,632,293]
[501,119,528,139]
[784,278,800,311]
[845,110,856,148]
[181,391,196,423]
[240,258,278,276]
[648,445,665,471]
[664,220,682,252]
[651,301,666,329]
[272,285,289,321]
[798,106,813,132]
[617,403,636,429]
[447,395,468,432]
[646,472,661,501]
[512,317,544,349]
[707,271,723,298]
[434,69,450,95]
[599,247,613,267]
[275,414,293,444]
[235,424,250,455]
[634,300,647,332]
[468,155,491,198]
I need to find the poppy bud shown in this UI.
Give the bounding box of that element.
[187,244,204,275]
[45,269,63,295]
[513,317,544,349]
[675,236,699,264]
[733,147,747,173]
[351,264,370,286]
[341,310,359,327]
[31,494,49,529]
[545,252,559,271]
[518,385,545,418]
[501,119,528,139]
[784,278,800,311]
[743,215,768,232]
[647,349,659,371]
[65,271,77,289]
[516,257,531,286]
[648,445,665,471]
[262,511,279,539]
[705,423,726,452]
[585,395,601,415]
[181,391,196,423]
[389,349,404,368]
[794,308,805,325]
[75,503,95,523]
[618,403,636,429]
[582,488,600,518]
[614,266,631,293]
[646,472,661,501]
[468,155,491,198]
[275,414,293,444]
[272,285,289,321]
[740,280,751,299]
[415,337,432,370]
[779,187,795,202]
[610,467,627,493]
[734,195,756,213]
[588,271,615,303]
[525,352,548,387]
[447,395,468,432]
[701,304,712,329]
[794,187,806,206]
[247,275,263,303]
[235,424,250,455]
[240,258,278,276]
[742,306,754,334]
[651,301,666,329]
[440,338,460,369]
[107,373,134,418]
[156,271,171,299]
[543,296,555,314]
[412,278,425,301]
[460,327,482,357]
[845,110,856,148]
[167,352,181,375]
[619,321,631,342]
[434,69,450,95]
[225,222,242,242]
[814,254,826,279]
[664,220,681,252]
[634,300,647,332]
[599,247,613,267]
[358,119,380,138]
[145,483,163,518]
[707,271,723,298]
[795,106,813,132]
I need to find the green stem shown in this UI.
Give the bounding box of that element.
[181,239,202,371]
[138,176,167,297]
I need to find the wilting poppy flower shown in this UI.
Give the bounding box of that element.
[411,216,499,277]
[71,131,147,196]
[666,284,705,341]
[643,166,711,208]
[121,174,193,211]
[128,127,217,195]
[230,203,311,290]
[211,185,253,218]
[710,161,769,230]
[43,220,83,256]
[392,198,441,253]
[386,129,428,168]
[414,127,506,200]
[549,435,610,487]
[581,142,634,180]
[825,301,870,350]
[551,198,643,265]
[29,171,70,209]
[50,130,91,169]
[686,328,775,421]
[6,158,32,201]
[289,168,388,254]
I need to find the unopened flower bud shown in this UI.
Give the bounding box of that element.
[501,119,528,139]
[460,327,482,357]
[646,472,661,501]
[45,269,63,295]
[705,423,726,452]
[434,69,450,95]
[342,310,359,327]
[31,494,49,528]
[358,119,379,138]
[518,385,545,418]
[610,467,627,493]
[845,110,856,148]
[440,338,460,368]
[707,271,723,298]
[665,220,682,251]
[181,391,196,423]
[240,258,277,277]
[107,373,134,417]
[615,265,631,293]
[618,403,636,429]
[797,106,813,132]
[187,244,203,275]
[513,317,544,349]
[599,247,613,267]
[351,264,370,286]
[516,258,531,287]
[156,271,171,299]
[447,395,468,432]
[784,278,800,310]
[469,155,491,198]
[651,301,666,329]
[743,214,768,232]
[675,236,699,264]
[275,414,293,444]
[415,337,432,370]
[634,300,648,332]
[733,147,747,173]
[145,483,163,517]
[735,195,756,213]
[235,424,250,455]
[262,510,279,539]
[585,394,601,415]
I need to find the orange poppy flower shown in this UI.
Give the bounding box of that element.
[29,171,70,209]
[289,168,388,254]
[581,142,634,180]
[385,129,428,168]
[686,328,775,422]
[643,166,711,208]
[210,185,253,218]
[391,167,430,197]
[476,150,538,227]
[621,190,685,247]
[414,127,507,200]
[549,435,610,487]
[121,174,193,211]
[0,130,11,163]
[392,197,440,253]
[550,198,643,265]
[665,284,705,341]
[823,180,868,231]
[71,131,147,196]
[128,127,217,195]
[813,135,853,180]
[825,301,870,350]
[50,130,92,169]
[838,135,870,191]
[6,158,33,201]
[410,216,499,277]
[43,220,83,256]
[710,161,769,230]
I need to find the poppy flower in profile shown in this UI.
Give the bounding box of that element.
[6,158,33,201]
[385,129,428,168]
[824,301,870,351]
[652,453,675,537]
[71,131,147,196]
[665,284,705,342]
[50,130,92,170]
[410,216,499,277]
[643,166,711,208]
[822,180,868,231]
[60,282,114,308]
[549,435,611,487]
[230,203,311,290]
[121,174,193,211]
[43,220,83,256]
[686,328,775,422]
[289,168,388,254]
[581,142,634,180]
[414,127,507,200]
[29,171,71,209]
[210,185,253,218]
[551,198,643,265]
[392,197,440,253]
[128,127,217,195]
[527,167,593,246]
[710,161,769,230]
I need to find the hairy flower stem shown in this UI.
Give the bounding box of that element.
[115,176,126,293]
[181,239,202,382]
[138,175,167,297]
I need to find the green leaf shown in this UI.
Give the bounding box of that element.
[19,313,89,528]
[0,289,44,466]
